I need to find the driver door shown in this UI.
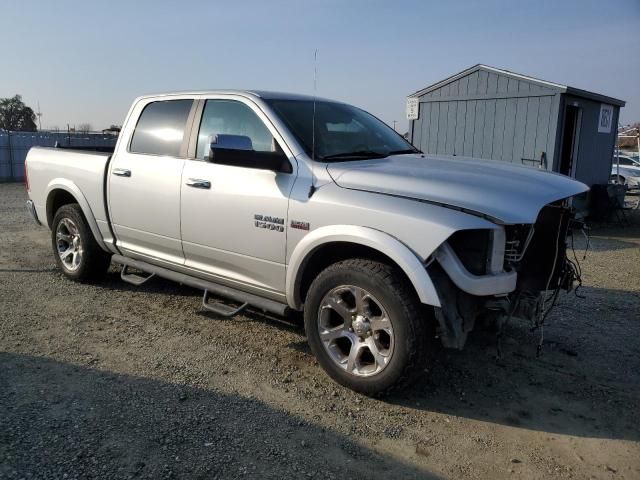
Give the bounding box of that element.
[180,97,297,299]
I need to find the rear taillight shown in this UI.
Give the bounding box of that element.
[24,159,30,192]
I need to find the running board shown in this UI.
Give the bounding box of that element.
[121,264,156,285]
[111,255,289,317]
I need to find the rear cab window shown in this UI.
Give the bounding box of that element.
[129,99,193,156]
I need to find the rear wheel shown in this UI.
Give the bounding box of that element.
[51,204,111,282]
[304,258,430,395]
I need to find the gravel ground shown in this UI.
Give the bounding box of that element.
[1,182,639,479]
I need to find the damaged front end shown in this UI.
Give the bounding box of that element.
[429,201,583,350]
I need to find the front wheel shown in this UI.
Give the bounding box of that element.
[51,204,111,282]
[304,259,430,395]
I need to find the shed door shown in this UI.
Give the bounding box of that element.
[559,105,582,177]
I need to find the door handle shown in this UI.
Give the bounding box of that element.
[112,168,131,177]
[186,178,211,189]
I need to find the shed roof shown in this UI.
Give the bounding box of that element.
[409,64,625,107]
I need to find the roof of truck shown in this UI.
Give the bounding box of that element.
[136,90,337,103]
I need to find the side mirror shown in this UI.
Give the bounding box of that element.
[209,134,253,153]
[207,134,291,173]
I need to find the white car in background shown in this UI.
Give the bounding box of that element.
[610,154,640,189]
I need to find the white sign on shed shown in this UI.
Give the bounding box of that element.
[406,98,419,120]
[598,104,614,133]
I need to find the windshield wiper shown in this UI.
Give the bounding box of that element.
[387,148,422,155]
[321,150,388,161]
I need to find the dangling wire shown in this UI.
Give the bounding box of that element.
[569,225,586,299]
[532,212,564,357]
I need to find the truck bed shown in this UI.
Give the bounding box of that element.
[26,146,112,238]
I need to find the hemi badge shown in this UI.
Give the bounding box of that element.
[291,220,310,231]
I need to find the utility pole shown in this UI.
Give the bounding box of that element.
[392,120,397,131]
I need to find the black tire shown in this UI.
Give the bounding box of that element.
[51,203,111,282]
[304,258,430,395]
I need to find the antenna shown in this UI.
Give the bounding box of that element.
[36,101,43,131]
[312,48,318,162]
[308,48,318,198]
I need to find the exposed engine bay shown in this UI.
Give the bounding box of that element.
[430,202,584,352]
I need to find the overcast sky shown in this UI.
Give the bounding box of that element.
[1,0,638,132]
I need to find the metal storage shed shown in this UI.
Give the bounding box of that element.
[407,65,625,187]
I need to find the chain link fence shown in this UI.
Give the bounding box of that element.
[0,131,118,182]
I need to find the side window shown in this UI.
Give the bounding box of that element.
[618,157,632,166]
[130,99,193,156]
[197,100,276,159]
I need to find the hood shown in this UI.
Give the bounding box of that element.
[327,154,589,224]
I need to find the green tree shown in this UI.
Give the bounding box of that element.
[0,95,37,131]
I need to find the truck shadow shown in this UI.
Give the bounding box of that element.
[382,285,640,442]
[0,352,436,480]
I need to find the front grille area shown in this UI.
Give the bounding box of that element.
[512,204,572,292]
[504,224,535,264]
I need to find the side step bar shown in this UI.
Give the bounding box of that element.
[202,290,248,317]
[121,264,155,285]
[111,255,289,317]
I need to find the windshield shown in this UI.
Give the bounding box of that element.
[265,99,419,161]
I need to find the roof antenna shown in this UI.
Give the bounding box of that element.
[36,101,43,131]
[308,48,318,198]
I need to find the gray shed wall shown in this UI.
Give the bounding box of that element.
[409,67,623,186]
[410,70,561,169]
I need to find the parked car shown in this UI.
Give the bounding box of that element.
[610,154,640,189]
[24,90,588,394]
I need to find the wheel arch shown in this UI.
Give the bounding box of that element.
[45,179,108,251]
[286,225,441,310]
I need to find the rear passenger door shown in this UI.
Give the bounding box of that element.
[108,97,196,265]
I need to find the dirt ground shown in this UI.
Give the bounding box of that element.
[1,182,639,479]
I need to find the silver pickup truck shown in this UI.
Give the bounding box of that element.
[25,90,588,394]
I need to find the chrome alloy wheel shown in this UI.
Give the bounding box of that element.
[317,285,394,377]
[56,218,83,272]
